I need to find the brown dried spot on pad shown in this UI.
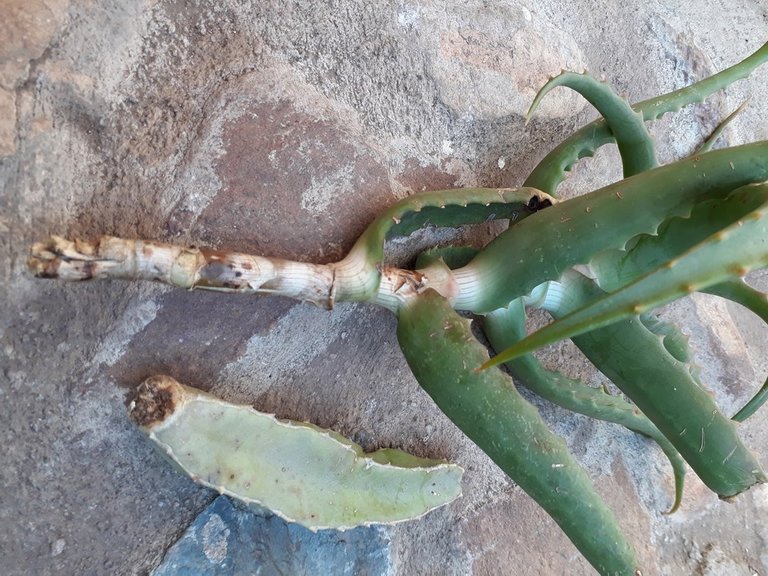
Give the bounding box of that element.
[129,376,182,428]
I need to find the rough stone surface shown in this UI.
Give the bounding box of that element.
[1,2,767,575]
[0,0,71,156]
[152,496,391,576]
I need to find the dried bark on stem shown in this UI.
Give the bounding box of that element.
[28,235,459,311]
[29,236,336,307]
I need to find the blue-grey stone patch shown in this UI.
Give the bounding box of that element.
[153,496,392,576]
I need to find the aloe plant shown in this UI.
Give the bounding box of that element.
[28,41,768,575]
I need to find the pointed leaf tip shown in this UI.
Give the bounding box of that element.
[478,355,504,372]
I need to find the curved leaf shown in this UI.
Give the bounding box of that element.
[337,187,554,301]
[456,143,768,313]
[483,298,685,513]
[527,71,657,177]
[525,42,768,194]
[396,290,637,575]
[483,184,768,367]
[526,272,765,497]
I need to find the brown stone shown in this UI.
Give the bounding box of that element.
[0,0,70,90]
[195,98,393,263]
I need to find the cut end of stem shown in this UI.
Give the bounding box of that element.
[129,376,184,429]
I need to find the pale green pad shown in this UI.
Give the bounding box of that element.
[132,377,463,530]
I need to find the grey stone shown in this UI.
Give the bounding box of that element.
[1,1,767,575]
[152,496,391,576]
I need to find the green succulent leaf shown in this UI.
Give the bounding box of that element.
[571,316,766,497]
[483,298,686,513]
[732,375,768,422]
[483,183,768,369]
[591,182,768,292]
[530,271,765,497]
[525,42,768,194]
[336,187,554,301]
[396,289,637,576]
[428,245,686,511]
[456,143,768,313]
[638,314,694,365]
[527,71,657,177]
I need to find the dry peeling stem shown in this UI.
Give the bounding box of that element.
[28,235,338,306]
[27,235,448,309]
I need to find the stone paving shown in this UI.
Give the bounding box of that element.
[2,1,767,574]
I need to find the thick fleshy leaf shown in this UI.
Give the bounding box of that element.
[525,42,768,194]
[483,184,768,368]
[130,376,463,530]
[337,187,554,301]
[483,298,685,513]
[528,271,765,497]
[591,184,768,292]
[396,290,637,575]
[457,144,768,313]
[527,71,657,177]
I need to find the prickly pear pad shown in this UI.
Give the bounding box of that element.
[130,376,463,530]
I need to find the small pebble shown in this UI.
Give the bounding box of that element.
[51,538,65,557]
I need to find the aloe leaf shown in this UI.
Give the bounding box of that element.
[525,271,765,497]
[591,183,768,292]
[587,187,768,422]
[705,279,768,323]
[130,376,463,530]
[396,290,638,576]
[592,201,768,424]
[418,245,685,510]
[732,383,768,423]
[572,318,766,497]
[638,314,693,364]
[695,99,751,154]
[527,71,657,177]
[336,187,554,301]
[525,42,768,194]
[483,183,768,368]
[457,143,768,313]
[483,298,685,513]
